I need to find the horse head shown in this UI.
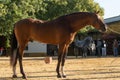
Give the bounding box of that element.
[92,12,107,32]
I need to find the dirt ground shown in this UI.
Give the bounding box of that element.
[1,56,120,80]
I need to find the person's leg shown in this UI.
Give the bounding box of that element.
[113,47,115,56]
[0,50,3,56]
[114,48,117,56]
[97,48,101,57]
[115,48,118,56]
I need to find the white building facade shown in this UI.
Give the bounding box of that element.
[24,41,47,56]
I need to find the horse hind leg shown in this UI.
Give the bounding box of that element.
[18,41,28,79]
[18,51,27,79]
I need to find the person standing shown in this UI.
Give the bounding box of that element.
[0,47,4,56]
[102,40,107,56]
[96,39,102,57]
[113,39,119,57]
[91,41,96,56]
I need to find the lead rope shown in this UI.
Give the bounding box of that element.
[107,27,120,35]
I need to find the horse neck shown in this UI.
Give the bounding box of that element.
[69,13,94,32]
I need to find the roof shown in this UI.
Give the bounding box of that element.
[104,15,120,24]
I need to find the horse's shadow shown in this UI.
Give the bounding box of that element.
[0,77,24,80]
[27,75,56,79]
[66,69,120,80]
[2,67,120,80]
[0,77,80,80]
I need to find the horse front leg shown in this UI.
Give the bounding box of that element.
[56,44,66,78]
[61,45,69,78]
[61,53,67,78]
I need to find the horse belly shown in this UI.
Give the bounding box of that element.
[30,25,70,45]
[31,31,60,45]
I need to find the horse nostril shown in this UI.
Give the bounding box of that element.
[102,24,107,32]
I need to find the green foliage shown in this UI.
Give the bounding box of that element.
[35,0,104,20]
[78,25,98,34]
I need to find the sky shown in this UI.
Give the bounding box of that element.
[94,0,120,19]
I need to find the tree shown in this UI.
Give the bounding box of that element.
[0,0,37,48]
[0,0,39,36]
[35,0,104,20]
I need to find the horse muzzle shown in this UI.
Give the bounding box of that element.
[100,24,107,32]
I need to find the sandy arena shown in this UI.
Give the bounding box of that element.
[0,56,120,80]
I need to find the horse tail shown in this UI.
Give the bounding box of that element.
[10,27,18,66]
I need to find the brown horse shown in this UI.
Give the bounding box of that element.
[10,12,107,79]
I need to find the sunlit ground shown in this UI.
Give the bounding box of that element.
[0,56,120,80]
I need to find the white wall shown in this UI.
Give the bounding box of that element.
[24,41,47,53]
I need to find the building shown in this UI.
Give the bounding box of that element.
[103,15,120,55]
[24,41,47,57]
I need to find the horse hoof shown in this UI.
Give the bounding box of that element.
[62,75,66,78]
[57,75,62,78]
[22,76,27,79]
[12,75,17,78]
